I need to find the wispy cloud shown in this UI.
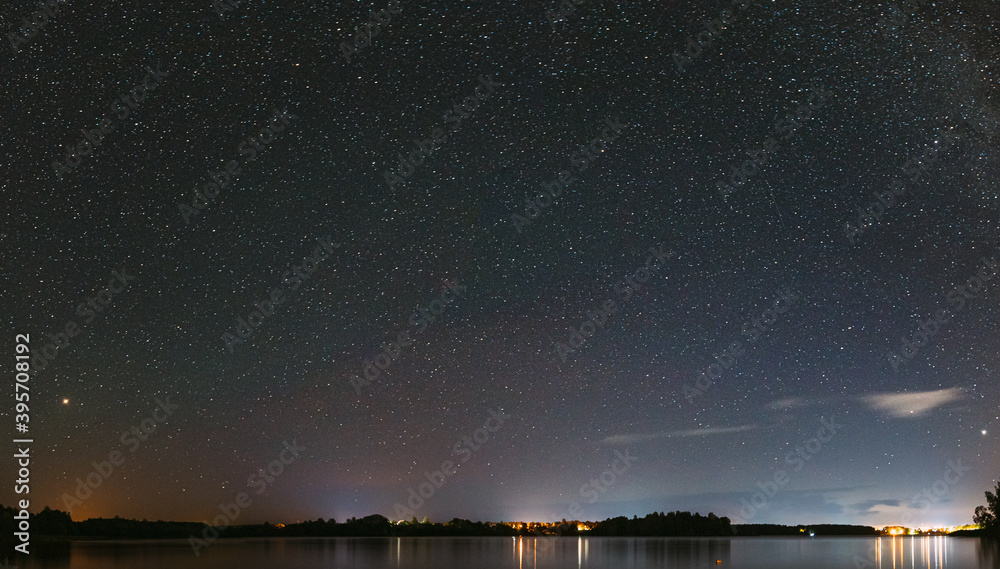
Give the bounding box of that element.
[599,424,757,445]
[846,499,903,513]
[767,388,966,418]
[768,397,812,410]
[862,387,965,418]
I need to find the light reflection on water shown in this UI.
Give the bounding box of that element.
[14,535,999,569]
[505,536,992,569]
[878,535,974,569]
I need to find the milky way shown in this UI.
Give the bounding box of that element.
[3,0,998,528]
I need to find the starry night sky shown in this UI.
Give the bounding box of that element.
[2,0,999,529]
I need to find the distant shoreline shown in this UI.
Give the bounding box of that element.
[9,532,990,546]
[3,505,986,545]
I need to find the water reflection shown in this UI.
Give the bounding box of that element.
[830,536,987,569]
[512,536,732,568]
[13,535,998,569]
[976,538,998,568]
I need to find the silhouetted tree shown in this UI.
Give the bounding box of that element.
[35,506,73,535]
[974,480,1000,538]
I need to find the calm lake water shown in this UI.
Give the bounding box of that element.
[16,536,1000,568]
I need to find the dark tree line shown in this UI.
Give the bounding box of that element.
[586,511,732,537]
[734,524,876,536]
[974,480,1000,539]
[1,507,730,539]
[10,491,1000,542]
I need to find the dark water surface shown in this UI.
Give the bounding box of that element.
[17,536,1000,568]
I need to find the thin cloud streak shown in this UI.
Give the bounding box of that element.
[600,424,757,445]
[766,387,966,418]
[862,387,965,418]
